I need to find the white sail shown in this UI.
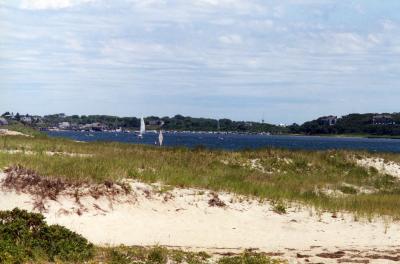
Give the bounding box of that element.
[158,130,164,146]
[139,117,146,136]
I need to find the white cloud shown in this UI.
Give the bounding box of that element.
[20,0,95,10]
[2,0,400,122]
[324,32,378,54]
[382,20,396,31]
[193,0,266,14]
[126,0,166,9]
[218,34,243,45]
[101,39,167,59]
[65,38,83,51]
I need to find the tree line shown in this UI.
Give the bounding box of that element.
[288,113,400,136]
[4,112,400,135]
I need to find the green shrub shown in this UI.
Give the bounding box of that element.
[109,249,131,264]
[218,251,284,264]
[147,246,168,264]
[0,208,94,263]
[339,185,358,194]
[272,202,287,215]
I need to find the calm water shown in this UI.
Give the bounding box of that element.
[45,131,400,153]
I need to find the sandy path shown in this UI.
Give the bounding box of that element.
[1,172,399,263]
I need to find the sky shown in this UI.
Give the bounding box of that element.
[1,0,400,124]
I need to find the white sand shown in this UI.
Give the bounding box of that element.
[0,129,28,136]
[357,157,400,179]
[0,149,93,157]
[1,172,399,263]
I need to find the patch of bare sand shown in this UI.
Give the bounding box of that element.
[357,157,400,179]
[0,149,93,157]
[0,169,400,263]
[0,129,29,137]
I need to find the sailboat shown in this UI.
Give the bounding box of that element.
[138,117,145,138]
[158,130,164,146]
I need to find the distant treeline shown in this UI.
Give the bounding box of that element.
[288,113,400,136]
[39,114,286,133]
[4,112,400,136]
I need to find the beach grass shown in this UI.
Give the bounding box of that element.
[94,246,285,264]
[1,132,400,218]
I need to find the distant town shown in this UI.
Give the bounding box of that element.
[1,112,400,136]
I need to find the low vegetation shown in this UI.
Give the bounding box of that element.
[96,246,285,264]
[0,208,94,263]
[97,246,212,264]
[1,130,400,219]
[218,250,285,264]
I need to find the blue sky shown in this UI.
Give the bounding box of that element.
[1,0,400,124]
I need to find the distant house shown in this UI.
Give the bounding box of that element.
[148,120,164,126]
[20,116,32,124]
[31,116,43,123]
[2,112,13,119]
[80,123,105,131]
[0,117,8,126]
[373,115,395,125]
[318,116,338,126]
[70,123,79,130]
[58,122,71,130]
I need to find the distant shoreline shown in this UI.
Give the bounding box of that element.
[44,129,400,140]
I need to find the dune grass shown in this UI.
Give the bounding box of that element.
[1,133,400,218]
[95,246,285,264]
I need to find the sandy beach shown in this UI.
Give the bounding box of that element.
[1,170,399,264]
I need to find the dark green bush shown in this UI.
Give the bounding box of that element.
[0,208,94,263]
[339,185,358,195]
[108,250,131,264]
[147,246,168,264]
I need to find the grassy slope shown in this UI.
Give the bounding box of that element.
[1,133,400,218]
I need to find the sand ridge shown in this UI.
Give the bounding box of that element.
[357,157,400,179]
[0,170,400,263]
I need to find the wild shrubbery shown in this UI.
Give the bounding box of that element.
[218,250,284,264]
[0,208,94,263]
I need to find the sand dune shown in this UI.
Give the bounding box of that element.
[0,129,28,136]
[1,171,399,263]
[357,157,400,179]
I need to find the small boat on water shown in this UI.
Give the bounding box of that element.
[138,117,145,139]
[158,130,164,146]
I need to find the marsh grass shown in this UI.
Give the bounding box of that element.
[1,134,400,218]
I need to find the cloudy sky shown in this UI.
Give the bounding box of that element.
[1,0,400,124]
